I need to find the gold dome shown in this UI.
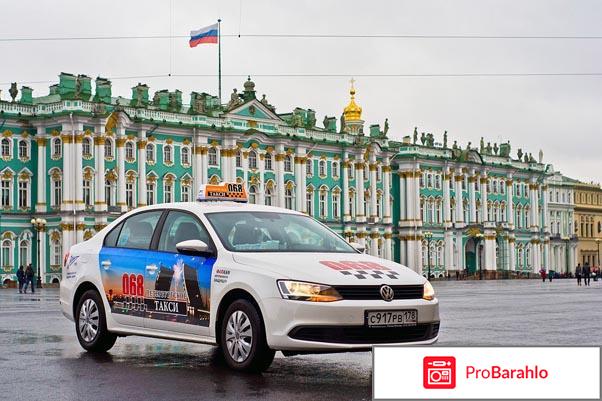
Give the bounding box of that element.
[343,79,362,121]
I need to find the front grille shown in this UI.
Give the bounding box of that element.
[334,285,424,300]
[289,322,439,344]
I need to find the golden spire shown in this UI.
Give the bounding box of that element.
[343,77,362,122]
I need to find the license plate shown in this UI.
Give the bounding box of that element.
[365,310,418,327]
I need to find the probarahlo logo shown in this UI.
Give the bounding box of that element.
[423,356,456,389]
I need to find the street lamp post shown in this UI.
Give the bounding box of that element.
[30,218,47,289]
[424,231,433,279]
[596,238,601,269]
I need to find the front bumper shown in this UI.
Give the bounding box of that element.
[262,296,440,351]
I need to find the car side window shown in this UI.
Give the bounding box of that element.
[104,222,123,247]
[158,211,212,253]
[116,211,163,250]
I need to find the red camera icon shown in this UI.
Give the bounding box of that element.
[423,356,456,389]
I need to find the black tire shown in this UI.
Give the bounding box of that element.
[75,289,117,352]
[220,299,275,372]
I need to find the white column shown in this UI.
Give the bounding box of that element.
[406,173,414,222]
[61,130,72,212]
[294,152,304,211]
[137,132,147,207]
[442,171,451,224]
[508,238,516,271]
[369,156,377,220]
[444,230,454,271]
[454,171,464,224]
[201,145,208,185]
[300,153,307,213]
[506,177,514,229]
[384,230,392,260]
[382,161,391,224]
[35,128,47,213]
[258,154,265,205]
[74,131,83,211]
[94,133,106,212]
[355,158,365,221]
[116,135,127,211]
[39,230,47,284]
[276,145,285,207]
[399,171,407,222]
[480,174,488,222]
[342,156,350,222]
[220,145,229,182]
[468,174,477,223]
[370,231,379,256]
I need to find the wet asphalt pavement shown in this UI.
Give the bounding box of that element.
[1,279,601,401]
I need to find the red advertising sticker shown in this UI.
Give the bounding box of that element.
[423,356,456,389]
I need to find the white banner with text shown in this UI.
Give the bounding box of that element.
[373,346,600,400]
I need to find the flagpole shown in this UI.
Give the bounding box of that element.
[218,18,222,108]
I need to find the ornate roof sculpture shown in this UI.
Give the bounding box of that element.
[343,78,362,122]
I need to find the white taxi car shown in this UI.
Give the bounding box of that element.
[61,183,439,372]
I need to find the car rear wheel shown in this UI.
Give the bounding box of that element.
[75,289,117,352]
[220,299,275,372]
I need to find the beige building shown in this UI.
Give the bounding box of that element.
[574,182,602,267]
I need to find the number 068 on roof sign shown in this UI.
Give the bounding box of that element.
[196,183,248,202]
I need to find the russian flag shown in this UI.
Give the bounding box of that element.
[189,23,219,47]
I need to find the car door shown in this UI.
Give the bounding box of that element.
[99,210,163,327]
[144,210,217,336]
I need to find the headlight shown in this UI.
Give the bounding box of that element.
[277,280,342,302]
[423,281,435,301]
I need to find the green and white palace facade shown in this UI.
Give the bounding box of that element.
[0,72,582,284]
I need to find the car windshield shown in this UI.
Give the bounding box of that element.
[205,211,357,253]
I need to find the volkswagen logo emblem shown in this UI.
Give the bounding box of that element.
[380,285,394,302]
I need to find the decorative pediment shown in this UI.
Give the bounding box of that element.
[227,99,283,122]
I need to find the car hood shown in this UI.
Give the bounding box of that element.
[232,252,425,285]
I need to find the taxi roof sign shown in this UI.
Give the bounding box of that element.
[196,182,248,203]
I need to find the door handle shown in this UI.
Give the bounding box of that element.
[101,260,111,270]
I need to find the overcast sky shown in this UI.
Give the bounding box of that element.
[1,0,600,183]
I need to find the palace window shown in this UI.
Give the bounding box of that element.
[235,150,242,168]
[1,178,11,208]
[51,178,62,207]
[306,159,312,176]
[332,192,340,219]
[125,141,134,161]
[248,185,257,204]
[126,182,134,208]
[208,147,218,166]
[377,194,382,218]
[146,143,155,162]
[1,239,13,269]
[18,140,29,159]
[426,174,433,188]
[164,179,174,203]
[104,138,113,158]
[376,166,382,181]
[284,155,292,172]
[105,180,116,207]
[306,191,314,216]
[420,173,425,188]
[181,183,191,202]
[285,186,294,210]
[181,147,190,165]
[434,174,441,189]
[332,161,339,178]
[319,190,327,218]
[163,145,173,164]
[319,160,326,177]
[18,180,29,209]
[146,182,156,205]
[83,179,92,208]
[19,240,30,267]
[248,150,257,169]
[1,138,11,158]
[264,153,273,170]
[82,137,91,158]
[51,238,62,267]
[349,164,354,179]
[265,186,273,206]
[52,138,62,158]
[349,191,356,217]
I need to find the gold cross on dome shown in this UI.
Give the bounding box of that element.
[350,77,355,88]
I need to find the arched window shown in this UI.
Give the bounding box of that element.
[0,175,11,208]
[181,182,191,202]
[434,174,441,189]
[0,138,10,158]
[306,159,312,176]
[18,178,29,209]
[104,138,113,158]
[18,140,28,159]
[319,188,328,218]
[83,178,92,208]
[264,153,273,170]
[1,239,13,269]
[285,185,294,210]
[319,160,326,176]
[19,239,30,267]
[82,137,92,157]
[125,141,135,160]
[163,145,173,164]
[248,185,257,204]
[332,191,340,219]
[248,150,257,169]
[163,178,174,203]
[332,161,339,178]
[105,179,116,207]
[52,138,62,158]
[181,147,190,165]
[146,143,155,162]
[235,150,242,168]
[306,189,314,216]
[426,174,433,188]
[208,147,218,166]
[265,186,273,206]
[50,169,62,208]
[284,155,292,172]
[146,180,156,205]
[50,237,62,267]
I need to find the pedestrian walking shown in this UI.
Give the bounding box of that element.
[16,265,25,293]
[583,262,591,286]
[548,270,554,282]
[540,268,546,282]
[24,264,35,293]
[576,263,582,286]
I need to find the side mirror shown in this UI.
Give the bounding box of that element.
[176,239,212,255]
[349,241,366,253]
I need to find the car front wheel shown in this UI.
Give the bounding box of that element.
[220,299,275,372]
[75,289,117,352]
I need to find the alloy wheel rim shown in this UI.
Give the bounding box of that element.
[225,310,253,363]
[79,298,99,343]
